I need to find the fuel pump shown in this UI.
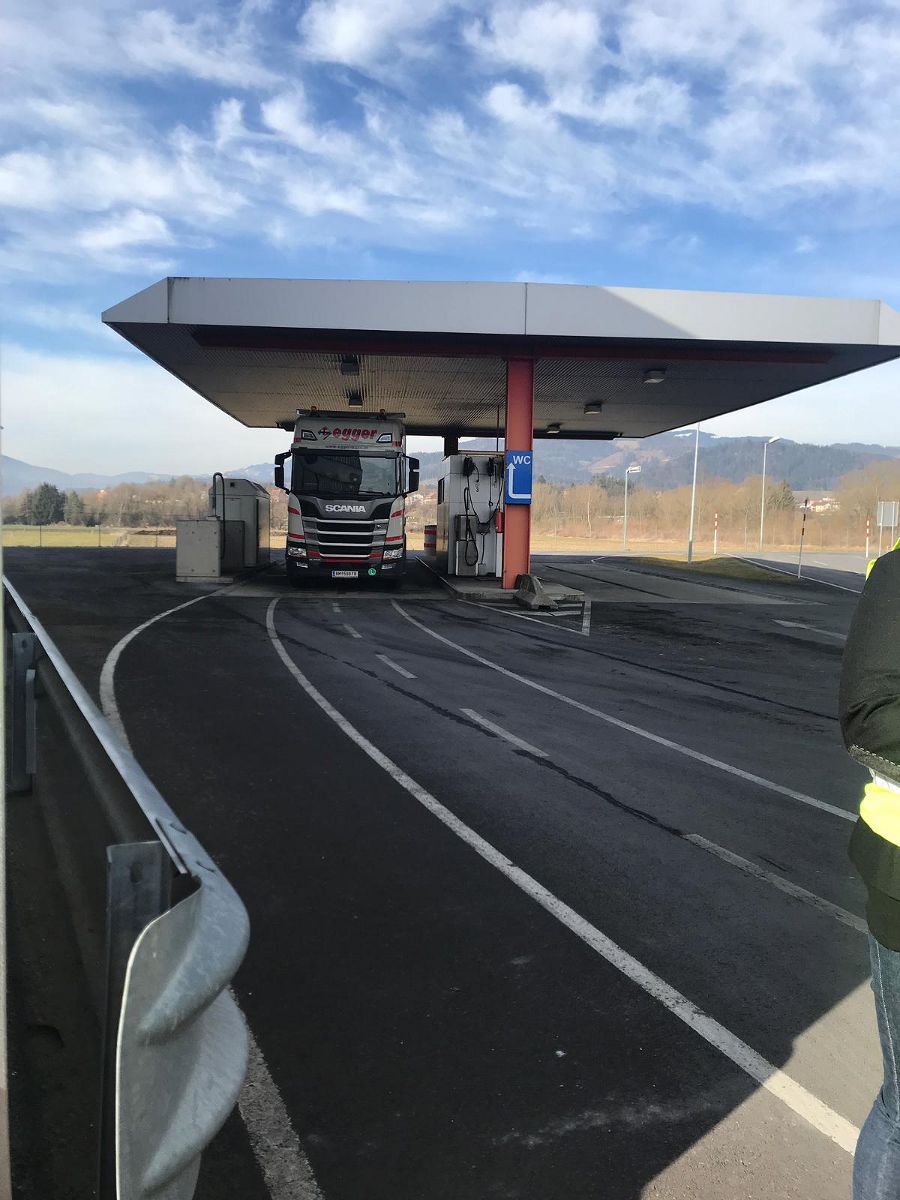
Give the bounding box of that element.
[435,452,504,576]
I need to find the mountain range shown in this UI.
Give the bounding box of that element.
[413,432,900,492]
[4,432,900,498]
[1,455,177,497]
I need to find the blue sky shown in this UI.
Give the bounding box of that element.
[3,0,900,474]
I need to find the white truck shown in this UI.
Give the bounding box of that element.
[274,411,420,585]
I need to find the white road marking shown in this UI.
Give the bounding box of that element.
[392,602,854,824]
[581,598,592,637]
[99,589,231,743]
[773,619,846,642]
[461,708,548,757]
[376,653,416,680]
[332,603,341,614]
[344,624,362,639]
[267,599,858,1155]
[461,598,592,638]
[99,592,324,1200]
[685,835,866,934]
[733,555,863,595]
[240,1033,324,1199]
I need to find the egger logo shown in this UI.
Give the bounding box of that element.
[318,425,378,442]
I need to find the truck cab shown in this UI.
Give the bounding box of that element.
[275,412,419,584]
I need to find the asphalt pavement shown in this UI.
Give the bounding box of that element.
[4,547,880,1200]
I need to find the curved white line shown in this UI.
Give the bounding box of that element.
[732,555,863,595]
[267,598,858,1155]
[99,590,223,751]
[98,586,323,1200]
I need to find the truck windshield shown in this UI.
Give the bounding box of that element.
[292,451,399,500]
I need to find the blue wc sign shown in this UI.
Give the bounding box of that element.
[504,450,533,505]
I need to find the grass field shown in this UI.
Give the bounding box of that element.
[625,555,803,585]
[0,526,852,574]
[2,525,178,548]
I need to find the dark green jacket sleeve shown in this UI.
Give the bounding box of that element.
[839,548,900,786]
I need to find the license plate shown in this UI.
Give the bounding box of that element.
[332,570,358,579]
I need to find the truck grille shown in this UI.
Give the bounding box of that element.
[307,517,385,560]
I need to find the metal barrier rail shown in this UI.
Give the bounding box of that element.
[3,577,250,1199]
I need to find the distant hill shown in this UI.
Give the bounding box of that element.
[415,433,900,492]
[0,455,179,497]
[0,454,275,498]
[4,432,900,498]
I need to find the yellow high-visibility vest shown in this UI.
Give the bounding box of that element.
[861,775,900,848]
[858,539,900,842]
[867,537,900,578]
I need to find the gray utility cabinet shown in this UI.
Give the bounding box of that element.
[208,478,271,569]
[176,519,224,580]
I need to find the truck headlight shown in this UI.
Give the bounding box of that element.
[287,545,307,559]
[383,546,404,559]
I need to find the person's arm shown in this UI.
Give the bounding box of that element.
[840,548,900,785]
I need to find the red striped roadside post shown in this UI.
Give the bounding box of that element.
[798,498,809,578]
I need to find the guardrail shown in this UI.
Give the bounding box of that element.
[3,577,250,1199]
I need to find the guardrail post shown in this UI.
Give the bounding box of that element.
[98,842,171,1200]
[7,631,37,795]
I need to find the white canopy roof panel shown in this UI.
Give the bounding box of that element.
[102,278,900,439]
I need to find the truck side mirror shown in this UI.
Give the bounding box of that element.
[274,450,290,492]
[406,457,420,494]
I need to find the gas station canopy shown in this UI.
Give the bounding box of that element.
[103,278,900,439]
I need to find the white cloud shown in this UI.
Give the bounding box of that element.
[212,98,247,149]
[3,0,900,348]
[15,304,116,338]
[283,176,371,218]
[78,209,173,252]
[483,83,556,131]
[0,151,61,210]
[582,76,693,130]
[299,0,454,69]
[260,90,360,159]
[0,0,280,88]
[465,3,603,83]
[119,8,279,87]
[3,0,899,267]
[513,270,578,284]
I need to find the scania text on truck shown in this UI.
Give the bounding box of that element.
[274,411,420,584]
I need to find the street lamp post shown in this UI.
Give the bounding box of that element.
[759,436,781,550]
[623,464,641,549]
[687,423,701,563]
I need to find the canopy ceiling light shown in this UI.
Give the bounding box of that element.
[546,422,561,435]
[340,355,360,376]
[347,390,363,407]
[643,368,667,384]
[583,401,603,415]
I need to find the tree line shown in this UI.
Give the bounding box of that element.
[4,457,900,549]
[524,457,900,548]
[2,478,213,527]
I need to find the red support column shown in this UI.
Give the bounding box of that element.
[502,358,534,589]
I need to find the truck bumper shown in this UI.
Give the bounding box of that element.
[286,554,406,581]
